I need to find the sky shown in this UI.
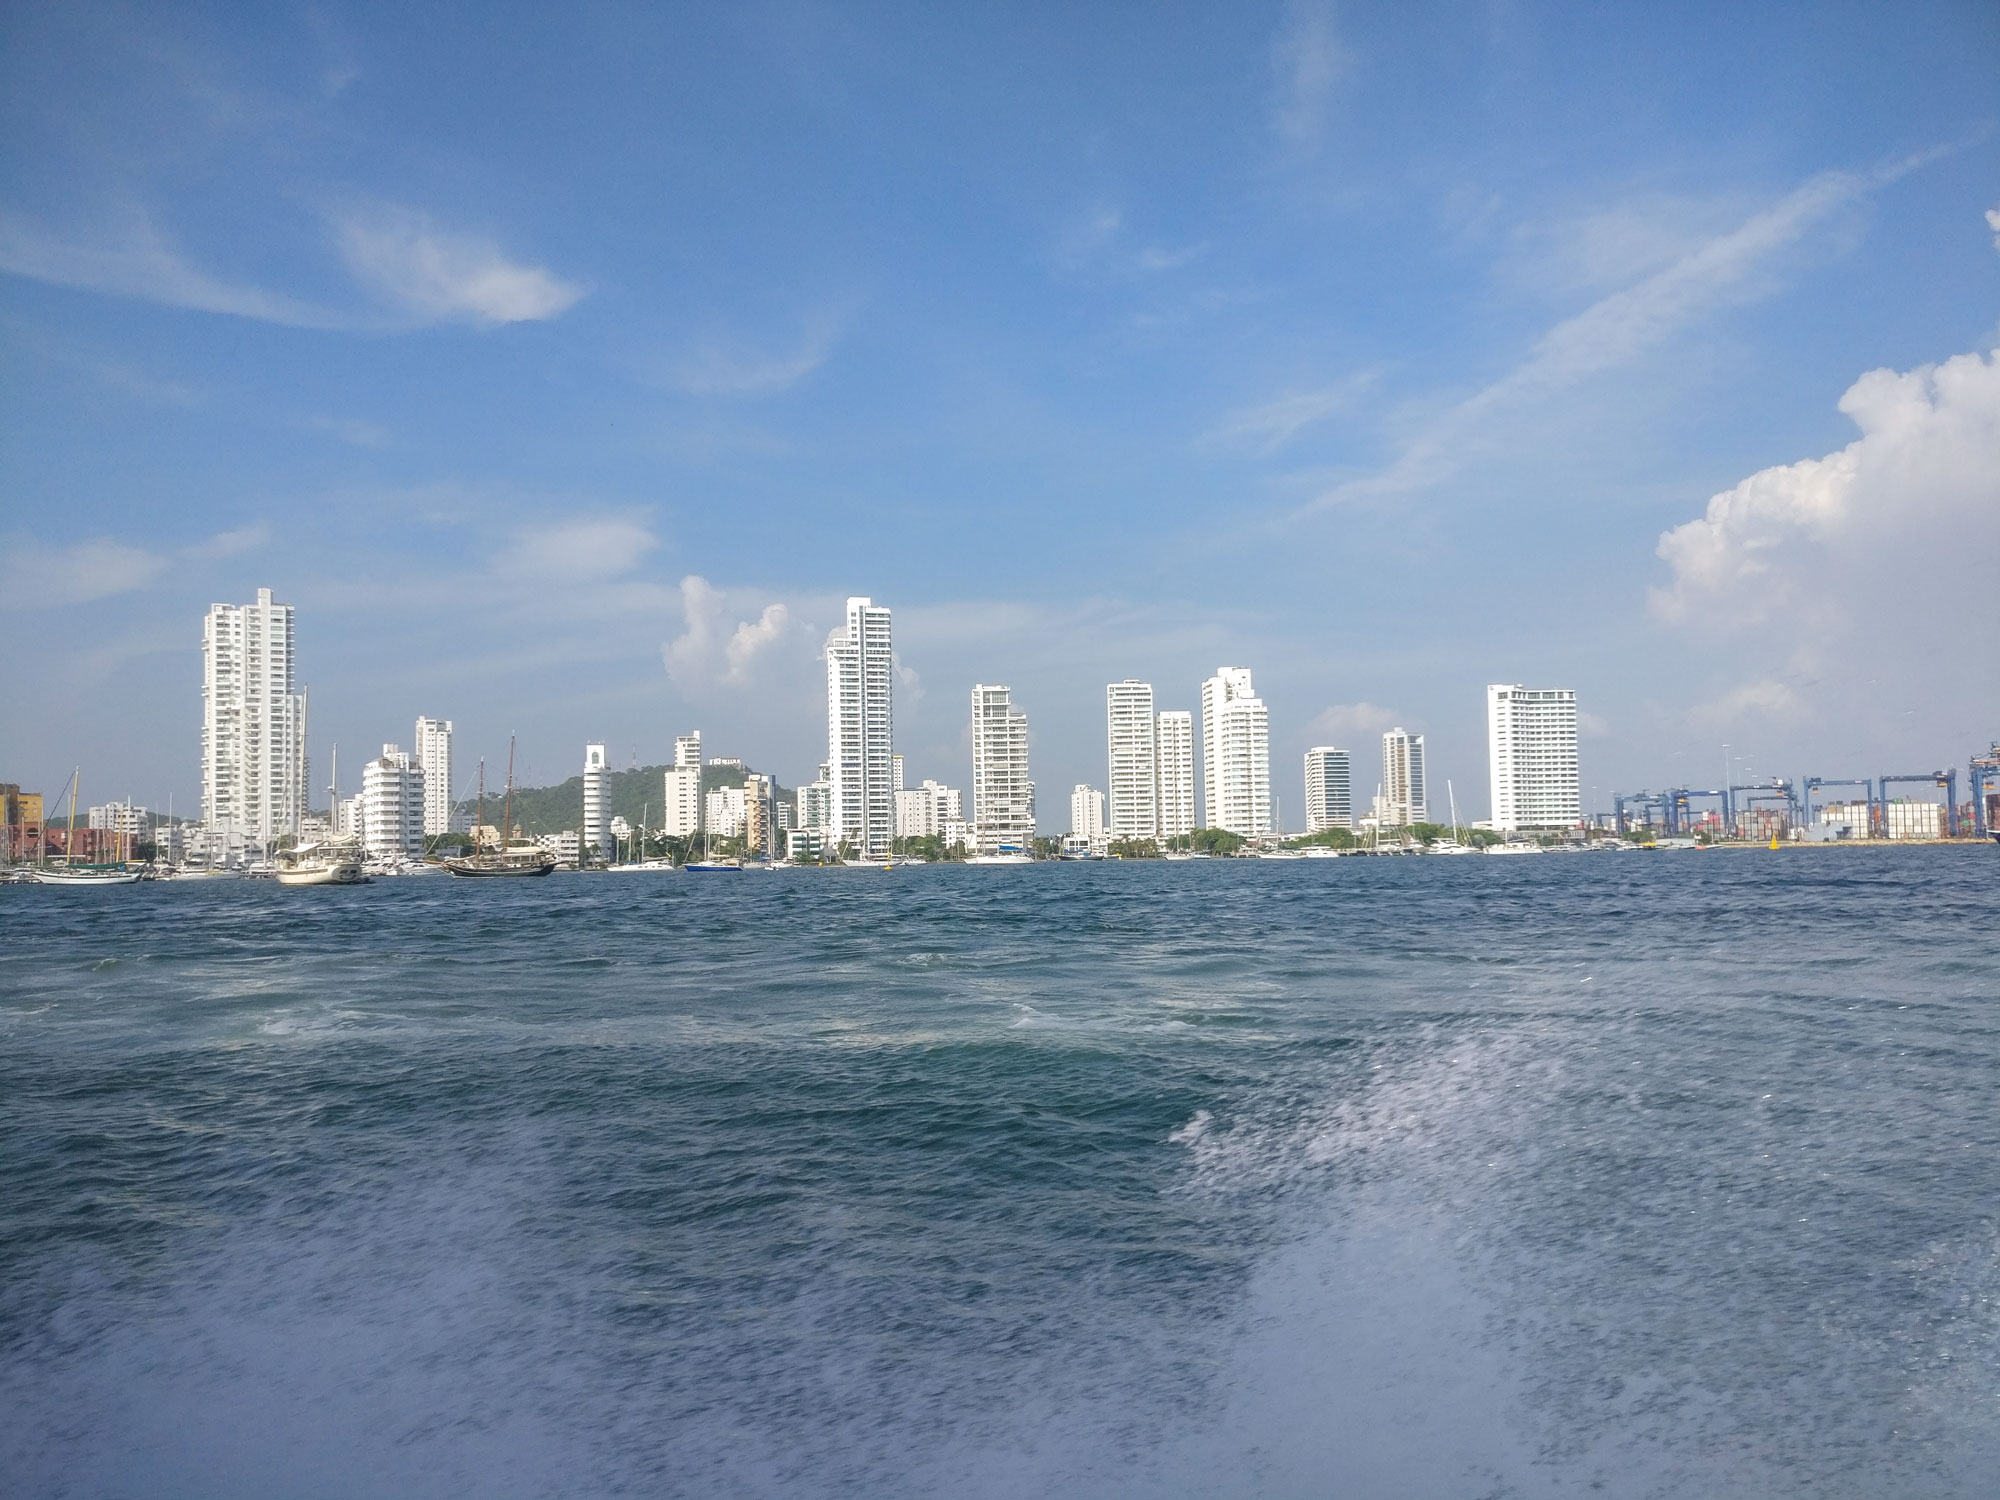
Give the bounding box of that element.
[2,0,1996,825]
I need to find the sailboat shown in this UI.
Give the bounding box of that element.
[33,769,140,885]
[445,739,556,876]
[1433,780,1479,854]
[277,744,366,886]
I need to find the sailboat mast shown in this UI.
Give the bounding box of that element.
[67,768,79,866]
[476,759,486,849]
[502,736,515,852]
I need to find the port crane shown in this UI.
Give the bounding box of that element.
[1802,777,1873,835]
[1611,791,1671,835]
[1876,770,1959,838]
[1726,780,1797,836]
[1970,745,2000,839]
[1666,788,1731,837]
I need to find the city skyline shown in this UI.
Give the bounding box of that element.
[4,5,1995,817]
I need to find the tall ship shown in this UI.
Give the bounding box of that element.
[444,739,557,877]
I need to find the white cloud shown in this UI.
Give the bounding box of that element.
[334,206,585,325]
[309,415,391,448]
[1650,346,2000,631]
[1688,679,1808,732]
[1304,701,1405,744]
[1207,372,1377,454]
[663,576,802,689]
[1987,206,2000,251]
[184,523,271,561]
[0,209,341,327]
[0,538,167,609]
[1300,153,1939,514]
[494,518,656,584]
[670,313,845,396]
[1270,0,1341,156]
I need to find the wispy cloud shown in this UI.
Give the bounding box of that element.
[308,415,392,448]
[334,205,586,325]
[668,310,847,397]
[493,517,656,584]
[0,524,271,609]
[1304,701,1404,744]
[1206,371,1378,454]
[0,208,343,327]
[1298,152,1947,516]
[1987,205,2000,251]
[1270,0,1342,157]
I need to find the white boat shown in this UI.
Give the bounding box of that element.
[167,865,243,881]
[966,853,1033,865]
[603,859,680,873]
[685,860,744,872]
[277,839,367,886]
[33,865,141,886]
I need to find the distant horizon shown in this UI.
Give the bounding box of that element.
[4,3,1995,823]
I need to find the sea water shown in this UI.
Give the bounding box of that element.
[2,849,1996,1499]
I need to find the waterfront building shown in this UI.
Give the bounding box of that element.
[894,779,965,840]
[2,784,45,861]
[1156,710,1195,838]
[359,744,426,857]
[744,773,776,859]
[1200,668,1271,836]
[583,743,608,858]
[414,717,453,836]
[826,597,896,860]
[202,587,307,841]
[535,829,583,867]
[664,731,702,838]
[1070,785,1105,844]
[87,801,146,836]
[796,762,833,836]
[1303,747,1353,832]
[971,684,1033,853]
[705,785,747,840]
[1104,681,1158,839]
[1382,728,1427,827]
[1485,686,1579,831]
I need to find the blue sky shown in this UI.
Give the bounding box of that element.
[3,1,1996,822]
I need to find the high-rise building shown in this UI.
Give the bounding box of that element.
[891,754,905,792]
[1382,729,1426,827]
[1486,685,1579,831]
[796,762,833,836]
[1069,785,1105,842]
[202,587,307,841]
[664,731,702,838]
[1105,680,1158,838]
[359,744,425,856]
[1304,747,1353,832]
[1200,668,1270,836]
[1156,710,1194,838]
[826,598,895,859]
[971,684,1033,853]
[743,772,775,859]
[705,785,747,839]
[414,717,453,836]
[582,744,608,858]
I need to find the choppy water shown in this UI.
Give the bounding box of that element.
[2,849,1997,1499]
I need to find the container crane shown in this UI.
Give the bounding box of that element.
[1876,770,1959,838]
[1727,780,1797,837]
[1612,791,1670,835]
[1666,788,1730,838]
[1970,744,2000,839]
[1803,777,1873,835]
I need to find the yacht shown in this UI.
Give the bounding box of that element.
[277,839,367,886]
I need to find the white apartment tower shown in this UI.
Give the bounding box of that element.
[202,587,307,841]
[414,717,453,836]
[826,598,895,860]
[664,731,702,838]
[1156,710,1195,838]
[1487,685,1580,831]
[1105,681,1158,838]
[971,684,1033,853]
[359,744,426,857]
[1200,668,1271,836]
[1304,747,1353,832]
[583,744,608,857]
[1382,729,1426,827]
[1070,785,1105,842]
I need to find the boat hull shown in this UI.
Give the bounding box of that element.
[31,868,141,886]
[275,864,366,886]
[444,856,557,877]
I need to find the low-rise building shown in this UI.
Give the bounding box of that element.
[536,830,583,867]
[705,785,747,840]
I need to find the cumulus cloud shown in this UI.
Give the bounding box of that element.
[335,206,585,325]
[1304,701,1405,744]
[664,576,800,688]
[494,517,656,584]
[1650,347,2000,631]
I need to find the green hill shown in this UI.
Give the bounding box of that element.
[452,763,794,837]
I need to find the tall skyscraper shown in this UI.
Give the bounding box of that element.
[664,731,702,838]
[743,772,775,859]
[1156,710,1195,838]
[583,743,608,857]
[826,597,895,860]
[359,744,425,857]
[1382,728,1426,826]
[1304,747,1353,832]
[1487,685,1580,830]
[971,684,1033,853]
[414,717,453,835]
[202,587,307,841]
[1200,668,1270,836]
[1105,680,1158,838]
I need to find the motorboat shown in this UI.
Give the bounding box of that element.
[277,839,367,886]
[603,859,680,873]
